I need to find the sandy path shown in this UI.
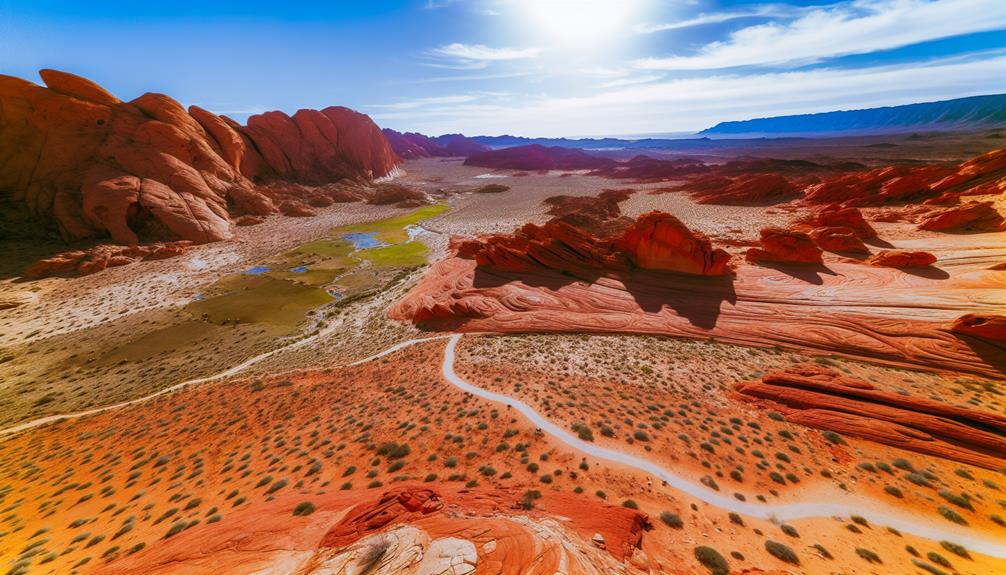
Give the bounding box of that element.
[441,333,1006,559]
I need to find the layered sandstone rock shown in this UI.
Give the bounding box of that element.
[0,69,398,247]
[952,313,1006,342]
[917,201,1005,232]
[616,212,731,275]
[734,364,1006,470]
[24,242,192,279]
[460,210,731,278]
[745,227,823,264]
[866,250,937,268]
[687,173,799,205]
[808,227,868,253]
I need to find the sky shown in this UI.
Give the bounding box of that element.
[2,0,1006,137]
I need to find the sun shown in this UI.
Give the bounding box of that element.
[518,0,644,46]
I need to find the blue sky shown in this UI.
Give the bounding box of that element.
[2,0,1006,136]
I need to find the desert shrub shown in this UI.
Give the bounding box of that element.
[622,499,638,509]
[938,506,968,525]
[765,540,799,565]
[939,541,970,559]
[812,543,833,559]
[660,512,683,528]
[855,548,881,563]
[780,524,799,538]
[292,502,315,516]
[693,546,729,575]
[912,559,949,575]
[927,551,952,568]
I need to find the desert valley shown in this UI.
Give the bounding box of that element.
[1,3,1006,573]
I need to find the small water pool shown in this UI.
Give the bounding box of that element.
[289,266,308,274]
[243,266,271,275]
[342,232,384,249]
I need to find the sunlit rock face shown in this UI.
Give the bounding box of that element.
[0,69,398,245]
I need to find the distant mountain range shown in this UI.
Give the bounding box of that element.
[701,94,1006,136]
[388,94,1006,157]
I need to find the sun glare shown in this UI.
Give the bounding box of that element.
[518,0,643,45]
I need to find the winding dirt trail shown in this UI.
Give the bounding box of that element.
[441,333,1006,559]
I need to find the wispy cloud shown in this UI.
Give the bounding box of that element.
[633,4,790,34]
[398,52,1006,136]
[635,0,1006,70]
[597,74,664,89]
[430,43,543,62]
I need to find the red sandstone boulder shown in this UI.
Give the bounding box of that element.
[866,250,937,268]
[746,227,823,264]
[366,183,429,206]
[616,211,731,275]
[278,200,317,218]
[321,488,444,548]
[810,226,869,253]
[233,215,264,226]
[917,201,1005,232]
[800,204,876,238]
[952,314,1006,342]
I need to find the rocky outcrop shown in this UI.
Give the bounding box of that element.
[734,364,1006,470]
[464,144,617,171]
[917,201,1005,232]
[808,227,868,253]
[798,204,876,238]
[0,69,398,248]
[746,227,823,264]
[866,250,937,268]
[952,313,1006,342]
[24,242,192,279]
[321,487,444,549]
[461,210,731,278]
[686,173,799,205]
[616,212,732,275]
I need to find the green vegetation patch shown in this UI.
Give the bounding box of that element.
[358,241,428,268]
[331,202,448,244]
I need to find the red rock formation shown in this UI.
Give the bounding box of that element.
[733,364,1006,470]
[24,242,192,279]
[809,227,868,253]
[461,210,731,278]
[616,212,731,275]
[866,250,937,268]
[366,183,430,206]
[687,173,799,205]
[917,201,1005,232]
[952,313,1006,342]
[799,204,876,238]
[745,227,823,264]
[464,144,617,171]
[0,69,399,247]
[321,487,444,549]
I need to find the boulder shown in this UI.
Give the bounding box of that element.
[746,227,823,264]
[616,211,731,275]
[809,226,868,253]
[952,313,1006,342]
[800,204,876,238]
[866,250,937,268]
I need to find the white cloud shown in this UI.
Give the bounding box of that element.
[429,43,543,62]
[391,52,1006,136]
[597,74,664,89]
[366,94,483,110]
[635,0,1006,70]
[633,4,790,34]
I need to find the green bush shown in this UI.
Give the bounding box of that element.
[765,540,799,565]
[292,502,316,516]
[693,546,729,575]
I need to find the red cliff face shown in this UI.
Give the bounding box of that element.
[616,212,731,275]
[0,69,399,245]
